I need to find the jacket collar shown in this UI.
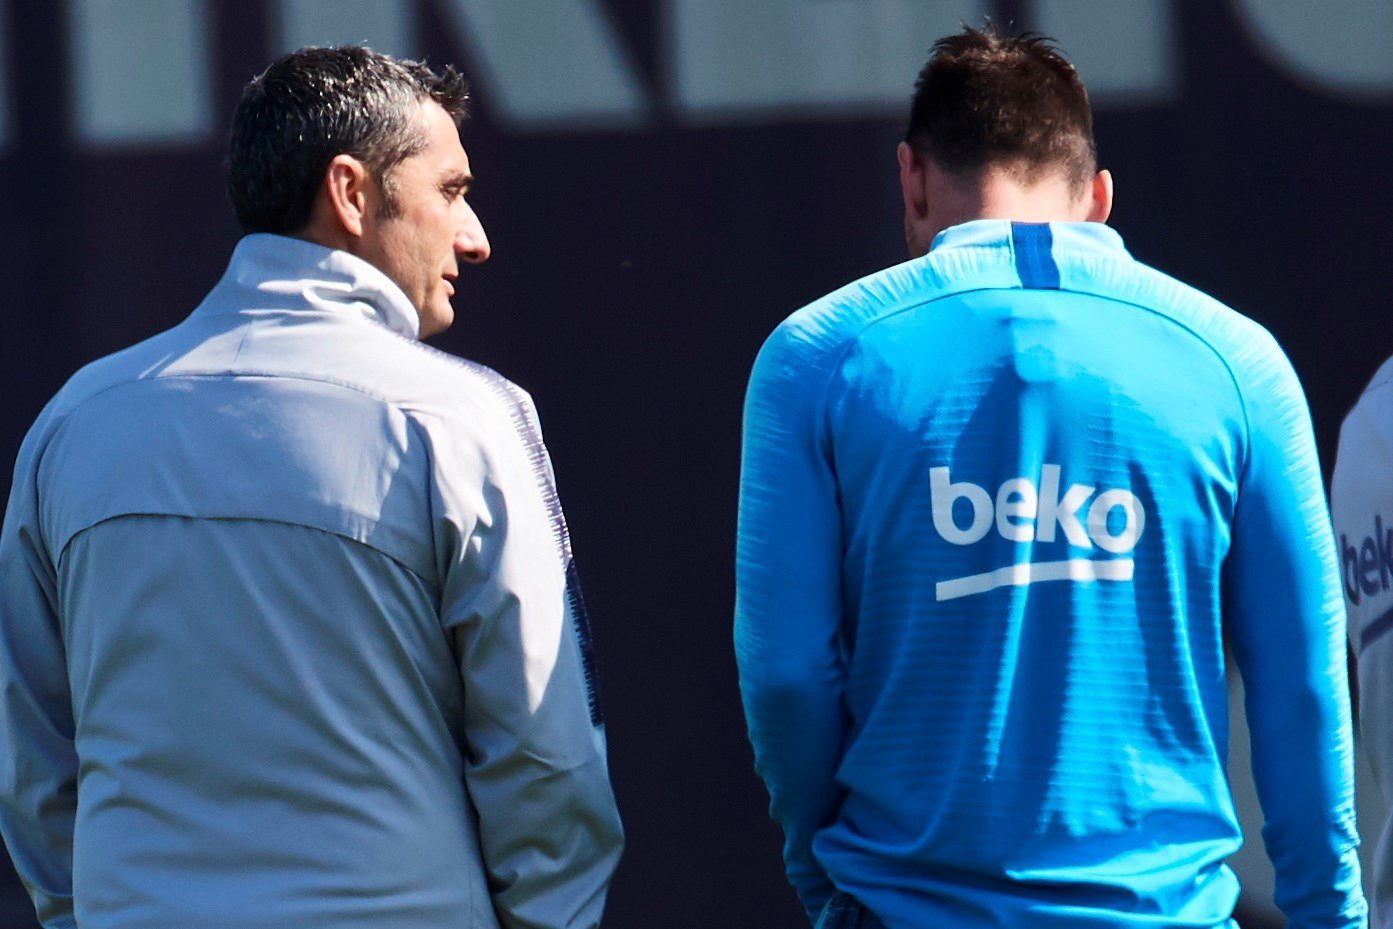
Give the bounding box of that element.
[929,219,1128,259]
[200,233,421,340]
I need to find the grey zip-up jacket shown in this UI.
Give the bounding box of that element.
[1333,355,1393,929]
[0,234,622,929]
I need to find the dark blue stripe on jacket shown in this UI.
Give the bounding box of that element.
[1011,222,1061,290]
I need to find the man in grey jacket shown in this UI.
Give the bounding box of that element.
[0,46,622,929]
[1333,360,1393,929]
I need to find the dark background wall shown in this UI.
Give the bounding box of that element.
[0,2,1389,927]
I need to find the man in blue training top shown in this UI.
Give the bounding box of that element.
[735,26,1364,929]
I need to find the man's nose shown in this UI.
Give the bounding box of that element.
[456,207,491,264]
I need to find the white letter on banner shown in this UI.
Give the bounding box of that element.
[1033,0,1179,104]
[669,0,986,120]
[438,0,648,129]
[70,0,213,146]
[1231,0,1392,96]
[275,0,416,59]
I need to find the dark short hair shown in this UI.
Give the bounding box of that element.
[228,46,470,235]
[906,26,1096,193]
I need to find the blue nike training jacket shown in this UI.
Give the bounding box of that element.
[736,220,1364,929]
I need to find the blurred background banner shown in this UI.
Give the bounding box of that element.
[0,2,1389,927]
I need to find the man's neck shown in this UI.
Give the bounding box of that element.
[930,168,1086,231]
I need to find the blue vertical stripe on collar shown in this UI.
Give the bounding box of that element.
[1011,222,1061,290]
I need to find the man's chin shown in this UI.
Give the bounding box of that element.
[418,304,454,339]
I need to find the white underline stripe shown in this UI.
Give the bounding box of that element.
[935,558,1135,602]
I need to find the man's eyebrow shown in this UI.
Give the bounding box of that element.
[440,171,473,191]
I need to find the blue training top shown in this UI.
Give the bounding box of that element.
[735,220,1363,929]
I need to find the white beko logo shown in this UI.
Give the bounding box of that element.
[930,465,1146,602]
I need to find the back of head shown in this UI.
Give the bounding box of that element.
[906,26,1097,194]
[227,45,470,235]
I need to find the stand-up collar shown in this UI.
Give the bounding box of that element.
[202,234,421,340]
[929,219,1128,259]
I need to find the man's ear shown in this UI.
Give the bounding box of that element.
[897,142,929,220]
[1086,168,1114,223]
[323,154,372,238]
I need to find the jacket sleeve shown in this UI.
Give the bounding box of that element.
[1223,336,1366,929]
[735,321,848,923]
[0,417,79,929]
[429,390,622,929]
